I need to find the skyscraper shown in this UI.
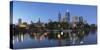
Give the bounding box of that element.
[65,9,70,23]
[48,18,52,22]
[38,18,41,24]
[18,18,22,25]
[79,16,83,23]
[72,16,79,23]
[58,11,61,22]
[62,16,66,22]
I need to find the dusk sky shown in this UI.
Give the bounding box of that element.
[11,1,97,24]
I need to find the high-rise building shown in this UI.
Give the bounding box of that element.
[65,9,70,23]
[58,10,70,23]
[18,18,22,25]
[49,18,52,22]
[18,18,27,28]
[62,16,66,22]
[31,20,33,24]
[37,18,41,25]
[79,16,83,23]
[58,11,61,22]
[72,16,79,23]
[84,20,87,24]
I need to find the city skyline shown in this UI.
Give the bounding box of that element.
[12,1,97,24]
[10,1,97,49]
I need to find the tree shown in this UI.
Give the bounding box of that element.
[90,24,97,30]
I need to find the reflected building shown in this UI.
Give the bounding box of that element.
[14,33,24,43]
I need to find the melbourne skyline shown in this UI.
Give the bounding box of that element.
[11,1,97,24]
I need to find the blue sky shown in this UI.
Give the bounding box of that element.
[11,1,97,24]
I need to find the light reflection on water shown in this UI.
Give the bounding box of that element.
[13,31,97,49]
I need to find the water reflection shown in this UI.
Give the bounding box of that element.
[13,30,97,49]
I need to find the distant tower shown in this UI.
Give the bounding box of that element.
[84,20,87,24]
[49,18,52,22]
[31,20,33,24]
[72,16,79,23]
[58,11,61,22]
[38,18,41,24]
[18,18,22,25]
[62,16,66,22]
[79,16,83,23]
[65,9,70,23]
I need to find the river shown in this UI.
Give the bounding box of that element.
[12,30,97,49]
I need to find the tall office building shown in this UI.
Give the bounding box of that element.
[72,16,79,23]
[38,18,41,24]
[49,18,52,22]
[18,18,27,28]
[79,16,83,23]
[84,20,87,24]
[65,9,70,23]
[18,18,22,25]
[58,11,61,22]
[62,16,67,22]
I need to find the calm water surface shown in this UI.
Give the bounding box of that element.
[13,31,97,49]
